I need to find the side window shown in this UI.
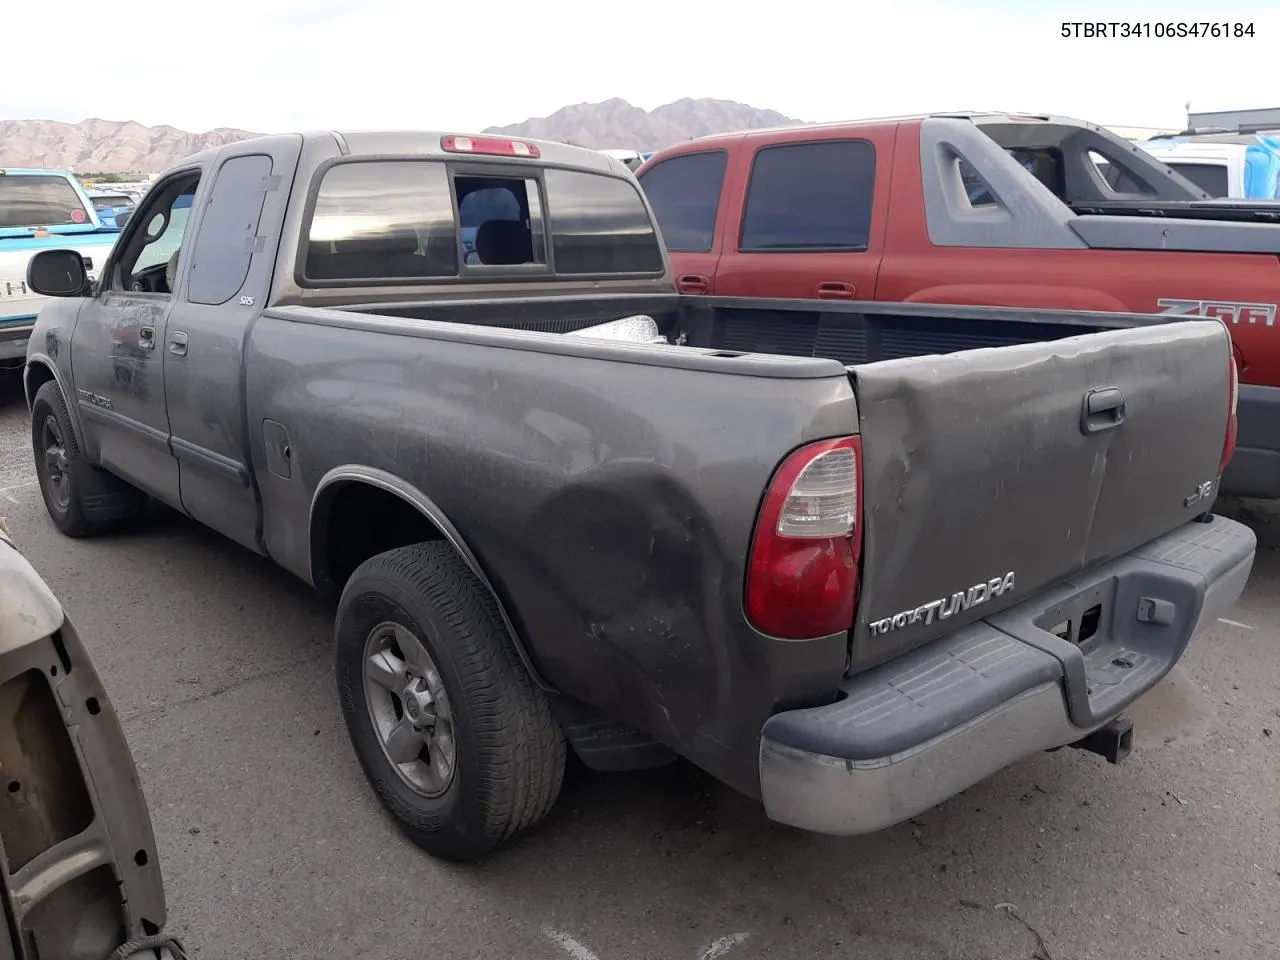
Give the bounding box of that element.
[187,154,273,305]
[637,151,728,253]
[304,161,457,282]
[107,172,202,295]
[740,140,875,252]
[455,175,546,267]
[542,169,664,274]
[134,191,196,273]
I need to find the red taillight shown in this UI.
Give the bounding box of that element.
[745,436,863,639]
[440,135,540,158]
[1220,353,1239,476]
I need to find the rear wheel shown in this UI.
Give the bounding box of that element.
[30,381,146,537]
[335,541,565,861]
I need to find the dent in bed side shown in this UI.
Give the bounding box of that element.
[308,465,556,692]
[247,308,858,796]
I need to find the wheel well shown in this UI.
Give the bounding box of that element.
[311,481,445,598]
[25,362,56,410]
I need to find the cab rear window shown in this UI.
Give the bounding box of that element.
[0,174,93,229]
[302,159,662,283]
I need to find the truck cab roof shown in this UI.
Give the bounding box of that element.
[671,112,1110,149]
[179,130,632,178]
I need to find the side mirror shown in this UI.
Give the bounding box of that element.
[26,249,89,298]
[114,209,131,229]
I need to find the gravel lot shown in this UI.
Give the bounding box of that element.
[1,372,1277,960]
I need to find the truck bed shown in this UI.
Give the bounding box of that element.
[257,294,1234,792]
[338,291,1173,364]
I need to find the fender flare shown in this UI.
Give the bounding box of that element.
[24,354,90,453]
[309,465,555,692]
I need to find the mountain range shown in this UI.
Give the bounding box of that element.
[0,99,803,175]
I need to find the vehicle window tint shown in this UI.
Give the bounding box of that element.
[456,175,546,267]
[305,161,458,281]
[0,174,92,229]
[637,151,727,252]
[188,154,274,305]
[543,169,664,274]
[740,141,875,251]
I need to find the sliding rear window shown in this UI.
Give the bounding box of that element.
[302,160,663,283]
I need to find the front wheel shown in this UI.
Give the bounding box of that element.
[30,381,146,537]
[335,541,565,862]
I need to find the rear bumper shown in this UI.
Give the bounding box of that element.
[758,515,1256,835]
[1221,383,1280,499]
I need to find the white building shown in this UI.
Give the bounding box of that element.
[1187,107,1280,133]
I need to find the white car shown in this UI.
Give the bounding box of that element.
[1132,134,1280,200]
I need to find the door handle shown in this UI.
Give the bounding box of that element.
[677,274,710,295]
[169,331,189,357]
[817,281,856,300]
[137,326,156,350]
[1080,387,1126,434]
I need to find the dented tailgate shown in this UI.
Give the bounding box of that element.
[848,319,1232,671]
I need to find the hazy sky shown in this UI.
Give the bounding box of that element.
[5,0,1278,133]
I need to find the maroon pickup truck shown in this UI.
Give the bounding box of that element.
[637,112,1280,500]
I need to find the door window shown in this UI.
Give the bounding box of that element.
[107,172,202,296]
[739,140,876,252]
[637,150,728,252]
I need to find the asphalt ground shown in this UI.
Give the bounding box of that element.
[1,373,1277,960]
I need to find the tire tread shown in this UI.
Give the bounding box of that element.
[338,541,564,859]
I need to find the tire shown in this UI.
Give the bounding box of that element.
[30,381,147,538]
[335,541,565,862]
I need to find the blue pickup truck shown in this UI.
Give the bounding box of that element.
[1,168,122,365]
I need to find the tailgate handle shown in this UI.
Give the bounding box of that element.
[1081,387,1126,434]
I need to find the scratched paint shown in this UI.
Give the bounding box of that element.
[542,928,601,960]
[542,927,754,960]
[698,932,752,960]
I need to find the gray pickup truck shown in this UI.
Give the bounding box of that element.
[20,130,1256,862]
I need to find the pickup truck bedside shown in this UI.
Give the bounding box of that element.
[757,515,1255,835]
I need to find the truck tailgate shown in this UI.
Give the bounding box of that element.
[848,319,1232,669]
